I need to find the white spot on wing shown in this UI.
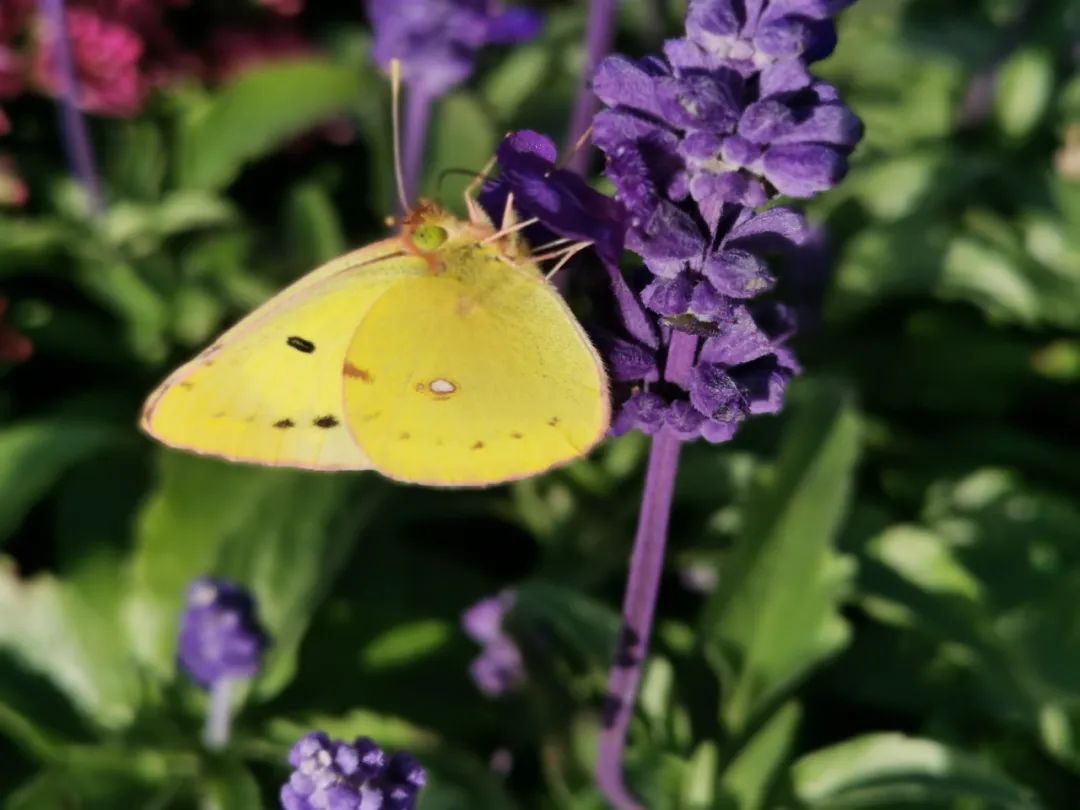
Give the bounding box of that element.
[430,378,456,394]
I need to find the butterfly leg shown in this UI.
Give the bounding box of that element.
[543,241,594,280]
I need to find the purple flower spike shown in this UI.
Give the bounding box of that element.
[462,591,526,698]
[281,732,426,810]
[367,0,542,97]
[582,1,862,807]
[480,130,627,266]
[594,7,862,221]
[178,577,269,689]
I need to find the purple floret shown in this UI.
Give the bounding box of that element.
[367,0,542,97]
[178,577,269,689]
[479,130,627,267]
[281,732,427,810]
[461,591,526,698]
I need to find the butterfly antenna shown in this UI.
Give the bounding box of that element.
[558,124,595,171]
[463,155,497,224]
[390,59,410,214]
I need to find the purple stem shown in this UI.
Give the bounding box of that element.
[565,0,618,175]
[595,330,697,809]
[402,86,434,209]
[37,0,104,216]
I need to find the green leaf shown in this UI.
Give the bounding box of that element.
[127,452,380,697]
[284,180,347,267]
[994,47,1055,140]
[360,620,454,671]
[481,44,552,121]
[104,119,167,201]
[75,261,171,362]
[176,60,365,191]
[718,702,802,810]
[0,419,121,546]
[0,559,142,730]
[264,709,435,754]
[3,755,185,810]
[0,218,69,275]
[201,761,264,810]
[703,380,860,735]
[513,580,620,666]
[421,92,498,215]
[682,741,719,809]
[859,469,1080,764]
[103,192,236,258]
[789,734,1041,809]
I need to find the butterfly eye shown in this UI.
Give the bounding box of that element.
[412,225,449,252]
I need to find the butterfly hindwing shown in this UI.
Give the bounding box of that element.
[142,244,426,469]
[342,260,610,486]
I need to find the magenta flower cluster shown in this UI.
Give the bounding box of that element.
[281,732,426,810]
[177,577,269,689]
[0,0,321,125]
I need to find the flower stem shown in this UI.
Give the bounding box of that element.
[37,0,104,216]
[203,678,234,751]
[402,87,433,209]
[596,330,697,809]
[596,431,682,810]
[565,0,618,175]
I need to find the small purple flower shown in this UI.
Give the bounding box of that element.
[281,732,426,810]
[479,130,626,266]
[367,0,542,97]
[683,0,856,68]
[462,592,526,698]
[178,577,269,689]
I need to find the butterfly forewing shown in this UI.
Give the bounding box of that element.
[142,244,426,470]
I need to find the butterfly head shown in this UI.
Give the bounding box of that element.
[401,200,527,274]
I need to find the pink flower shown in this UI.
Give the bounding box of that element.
[0,46,24,99]
[32,5,147,117]
[0,0,34,41]
[259,0,304,17]
[0,0,32,102]
[204,25,313,83]
[0,297,32,364]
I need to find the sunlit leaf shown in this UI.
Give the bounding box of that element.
[790,734,1041,809]
[703,380,859,734]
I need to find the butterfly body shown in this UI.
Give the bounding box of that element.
[141,204,610,487]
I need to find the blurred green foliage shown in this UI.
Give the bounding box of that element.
[1,0,1079,807]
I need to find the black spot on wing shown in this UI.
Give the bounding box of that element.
[274,419,295,429]
[314,415,339,428]
[287,336,315,353]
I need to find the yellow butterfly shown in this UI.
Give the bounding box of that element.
[141,200,610,486]
[142,61,610,488]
